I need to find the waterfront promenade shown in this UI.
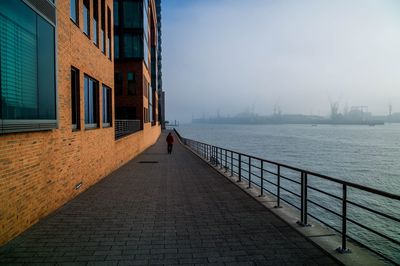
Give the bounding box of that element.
[0,132,339,265]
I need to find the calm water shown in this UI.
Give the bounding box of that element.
[177,123,400,263]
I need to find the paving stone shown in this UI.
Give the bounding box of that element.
[0,132,339,265]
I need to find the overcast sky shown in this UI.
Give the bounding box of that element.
[162,0,400,123]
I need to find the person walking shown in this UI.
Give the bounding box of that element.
[166,132,174,154]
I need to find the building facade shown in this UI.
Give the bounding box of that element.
[113,0,160,132]
[0,0,161,245]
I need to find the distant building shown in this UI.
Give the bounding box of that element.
[113,0,160,129]
[156,0,166,128]
[0,0,161,245]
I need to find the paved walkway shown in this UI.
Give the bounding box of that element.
[0,132,339,265]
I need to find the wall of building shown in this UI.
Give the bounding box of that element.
[0,0,161,246]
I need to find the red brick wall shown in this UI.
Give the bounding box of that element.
[0,0,161,245]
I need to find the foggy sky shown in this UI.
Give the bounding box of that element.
[162,0,400,123]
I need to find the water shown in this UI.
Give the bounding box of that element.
[177,123,400,263]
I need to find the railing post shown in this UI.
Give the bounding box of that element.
[220,148,223,169]
[238,154,242,182]
[248,157,251,188]
[275,165,282,208]
[224,150,228,172]
[337,184,350,253]
[259,160,264,197]
[230,151,233,177]
[297,172,310,226]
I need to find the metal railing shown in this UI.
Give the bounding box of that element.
[115,119,141,140]
[176,131,400,265]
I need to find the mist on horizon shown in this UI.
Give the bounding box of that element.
[162,0,400,123]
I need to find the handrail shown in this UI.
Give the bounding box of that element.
[175,130,400,265]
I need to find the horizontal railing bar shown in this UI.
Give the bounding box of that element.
[280,197,301,211]
[347,200,400,223]
[263,169,278,176]
[182,137,400,200]
[280,175,301,185]
[307,199,342,217]
[264,179,277,186]
[347,217,400,245]
[307,185,342,200]
[308,212,341,234]
[280,187,301,198]
[263,187,278,197]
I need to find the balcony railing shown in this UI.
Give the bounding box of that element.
[175,129,400,265]
[115,119,141,140]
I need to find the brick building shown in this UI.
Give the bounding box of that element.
[0,0,161,245]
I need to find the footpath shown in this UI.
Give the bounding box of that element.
[0,131,339,265]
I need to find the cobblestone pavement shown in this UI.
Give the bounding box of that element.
[0,132,340,265]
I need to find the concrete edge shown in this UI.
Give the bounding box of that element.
[179,140,388,266]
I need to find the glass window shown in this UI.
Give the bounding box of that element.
[113,0,119,26]
[84,75,99,128]
[102,85,112,126]
[114,34,119,59]
[83,0,90,36]
[149,85,153,123]
[114,72,123,95]
[123,1,141,28]
[70,0,78,23]
[0,0,56,132]
[93,0,98,45]
[71,67,80,129]
[127,72,135,95]
[107,7,111,59]
[124,34,142,58]
[101,0,105,54]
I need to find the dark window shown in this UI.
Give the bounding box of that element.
[113,0,119,26]
[116,107,135,119]
[0,1,56,133]
[124,33,142,58]
[114,72,123,96]
[107,7,111,59]
[70,0,79,24]
[101,0,105,53]
[143,0,149,66]
[71,67,80,129]
[93,0,99,45]
[114,34,119,59]
[127,72,136,95]
[149,85,153,123]
[83,0,90,36]
[102,85,112,127]
[84,75,99,128]
[123,1,141,28]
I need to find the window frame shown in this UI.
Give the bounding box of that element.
[70,0,79,25]
[84,75,99,129]
[71,67,80,130]
[83,0,90,37]
[102,84,112,127]
[0,0,58,134]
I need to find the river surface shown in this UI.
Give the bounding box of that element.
[177,123,400,263]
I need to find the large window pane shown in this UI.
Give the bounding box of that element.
[84,75,99,128]
[71,67,80,128]
[123,1,141,28]
[113,0,119,26]
[0,0,56,126]
[114,34,119,59]
[124,34,142,58]
[114,72,122,96]
[83,0,90,36]
[127,72,135,95]
[102,85,111,126]
[70,0,78,23]
[37,16,56,119]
